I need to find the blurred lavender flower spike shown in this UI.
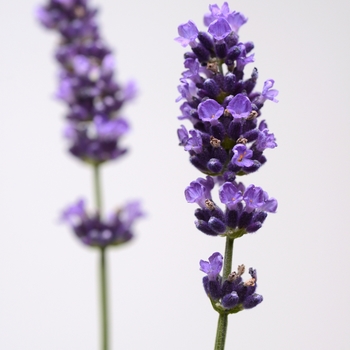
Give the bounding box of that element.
[36,0,137,165]
[61,199,144,248]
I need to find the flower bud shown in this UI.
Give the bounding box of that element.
[208,217,226,234]
[207,158,223,173]
[243,294,263,309]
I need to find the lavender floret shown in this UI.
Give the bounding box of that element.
[200,255,263,312]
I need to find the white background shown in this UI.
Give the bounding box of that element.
[0,0,349,349]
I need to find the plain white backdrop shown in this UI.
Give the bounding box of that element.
[0,0,349,349]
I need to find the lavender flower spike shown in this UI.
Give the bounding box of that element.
[37,1,144,349]
[175,3,278,349]
[37,0,136,165]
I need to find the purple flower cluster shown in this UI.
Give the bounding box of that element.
[175,2,278,177]
[185,176,277,238]
[37,0,136,164]
[176,3,279,312]
[200,252,262,312]
[37,0,143,248]
[177,3,278,237]
[61,199,143,247]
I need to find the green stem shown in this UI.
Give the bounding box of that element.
[99,246,109,350]
[93,164,109,350]
[214,237,234,350]
[93,163,102,214]
[222,237,234,280]
[214,314,228,350]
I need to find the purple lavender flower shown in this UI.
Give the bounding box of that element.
[226,12,248,33]
[177,125,189,146]
[198,99,224,124]
[200,257,263,311]
[61,198,87,225]
[176,79,197,102]
[37,0,136,165]
[243,185,266,213]
[185,181,208,207]
[244,185,278,213]
[203,2,247,33]
[61,199,144,247]
[208,18,231,41]
[261,79,279,103]
[200,252,223,281]
[182,58,202,83]
[185,176,214,208]
[39,2,143,348]
[231,144,254,168]
[95,116,129,141]
[175,21,199,47]
[218,182,243,210]
[187,178,276,237]
[226,93,252,120]
[256,120,277,151]
[176,3,277,331]
[204,2,230,25]
[175,4,278,177]
[184,129,203,153]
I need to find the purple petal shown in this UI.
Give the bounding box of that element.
[175,20,199,47]
[256,128,277,151]
[231,144,254,167]
[261,197,278,213]
[184,181,206,204]
[35,6,55,28]
[219,182,243,210]
[184,129,202,153]
[56,78,74,103]
[226,94,251,119]
[61,199,86,225]
[95,116,129,140]
[208,18,231,40]
[198,99,224,123]
[72,55,90,76]
[101,54,114,77]
[123,80,138,101]
[177,125,189,145]
[122,201,144,229]
[200,252,223,281]
[262,79,279,102]
[196,176,214,198]
[176,79,197,102]
[243,185,265,212]
[204,2,231,26]
[226,12,248,32]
